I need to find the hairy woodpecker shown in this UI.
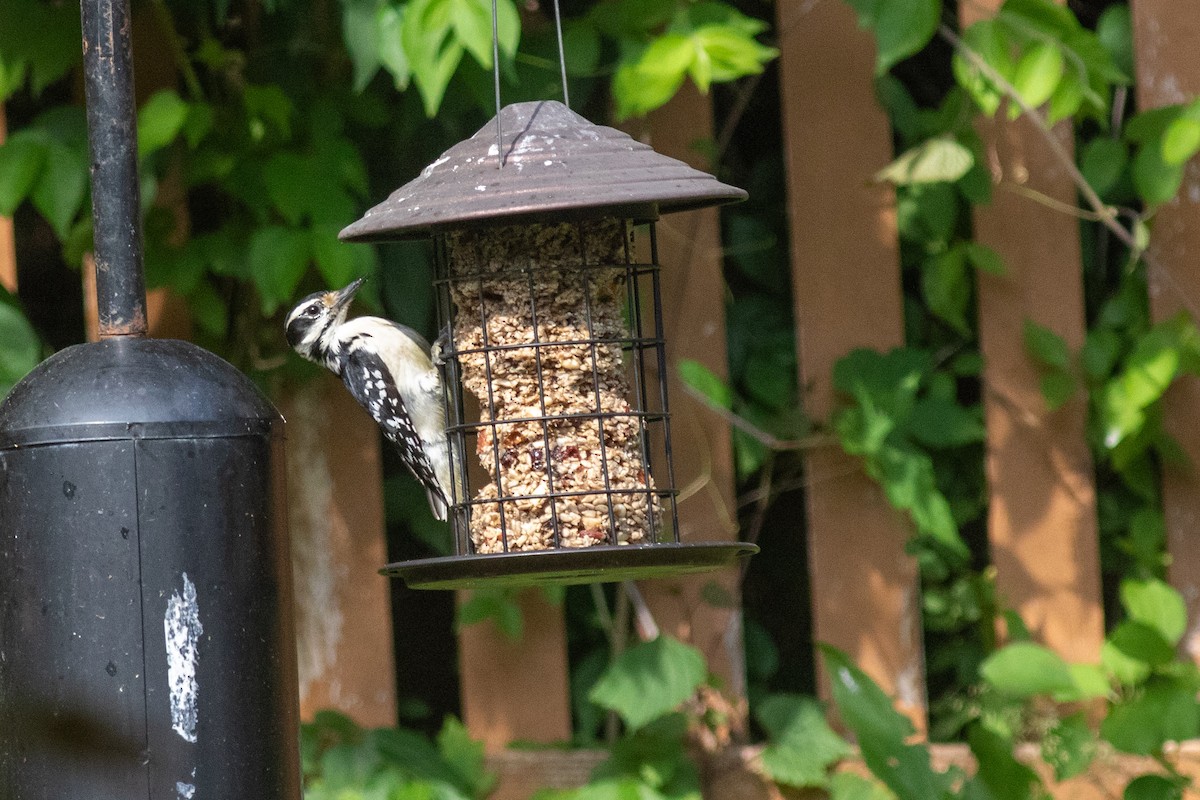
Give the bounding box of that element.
[284,278,455,521]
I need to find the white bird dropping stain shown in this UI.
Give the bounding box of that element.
[176,782,196,799]
[165,572,202,743]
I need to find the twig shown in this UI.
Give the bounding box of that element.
[149,0,204,101]
[679,381,835,452]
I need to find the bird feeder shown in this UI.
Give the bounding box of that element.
[0,1,300,796]
[340,101,758,588]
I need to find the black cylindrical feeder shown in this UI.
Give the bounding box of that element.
[0,1,300,797]
[341,101,758,588]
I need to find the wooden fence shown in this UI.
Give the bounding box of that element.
[3,0,1200,797]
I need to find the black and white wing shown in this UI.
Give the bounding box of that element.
[340,344,449,520]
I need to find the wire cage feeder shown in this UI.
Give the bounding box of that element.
[341,100,758,589]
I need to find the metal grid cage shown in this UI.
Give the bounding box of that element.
[434,217,680,556]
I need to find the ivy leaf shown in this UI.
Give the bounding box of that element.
[980,642,1076,697]
[1132,140,1185,206]
[845,0,940,75]
[1101,682,1200,755]
[966,722,1041,800]
[613,35,694,119]
[965,242,1005,275]
[1010,41,1064,112]
[377,4,411,90]
[875,137,974,185]
[1096,4,1134,80]
[908,396,985,449]
[1161,114,1200,166]
[137,90,190,157]
[1041,714,1096,782]
[0,295,41,395]
[822,646,952,800]
[1080,137,1128,198]
[1107,620,1174,667]
[456,588,523,640]
[678,359,733,410]
[1022,319,1071,369]
[1124,775,1185,800]
[589,636,706,731]
[921,248,970,335]
[247,225,312,314]
[756,694,851,788]
[1121,578,1187,646]
[342,0,383,92]
[451,0,519,69]
[402,0,465,117]
[1040,369,1077,411]
[0,133,46,215]
[31,139,88,239]
[953,20,1014,116]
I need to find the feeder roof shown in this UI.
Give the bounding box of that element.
[339,100,747,242]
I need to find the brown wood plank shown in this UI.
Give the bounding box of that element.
[457,588,573,753]
[282,375,398,727]
[776,0,925,727]
[961,0,1105,663]
[0,104,14,292]
[637,82,744,690]
[1130,0,1200,656]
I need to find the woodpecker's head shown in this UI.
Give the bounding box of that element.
[284,277,364,362]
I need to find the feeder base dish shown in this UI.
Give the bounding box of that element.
[382,542,758,589]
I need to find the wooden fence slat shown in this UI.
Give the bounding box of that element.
[960,0,1105,664]
[457,588,573,755]
[1130,0,1200,657]
[776,0,926,728]
[0,104,14,293]
[638,82,744,691]
[283,376,398,727]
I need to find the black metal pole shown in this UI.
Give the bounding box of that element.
[81,0,148,338]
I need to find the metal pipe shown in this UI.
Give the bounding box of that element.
[81,0,148,338]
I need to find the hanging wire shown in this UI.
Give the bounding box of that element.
[552,0,570,108]
[492,0,503,168]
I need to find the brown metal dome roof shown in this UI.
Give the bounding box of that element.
[339,100,747,242]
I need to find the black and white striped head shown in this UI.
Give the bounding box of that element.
[284,277,364,363]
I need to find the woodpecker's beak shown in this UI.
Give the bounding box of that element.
[328,277,365,313]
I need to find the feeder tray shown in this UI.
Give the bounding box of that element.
[342,101,758,588]
[383,542,758,590]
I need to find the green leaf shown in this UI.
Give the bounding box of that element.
[343,0,383,92]
[921,248,971,334]
[376,4,411,90]
[247,225,312,314]
[436,716,495,797]
[980,642,1076,697]
[678,359,733,410]
[755,694,851,788]
[457,588,523,640]
[828,773,893,800]
[966,722,1040,800]
[1041,713,1095,782]
[0,296,41,394]
[402,0,465,117]
[31,140,87,238]
[1108,620,1175,667]
[846,0,940,74]
[1011,41,1064,111]
[1096,5,1134,81]
[1133,140,1185,206]
[1023,319,1071,369]
[589,636,706,731]
[1102,637,1152,686]
[876,137,974,185]
[1121,579,1187,646]
[1040,368,1077,411]
[908,396,985,449]
[1101,682,1200,755]
[1162,116,1200,166]
[137,90,189,157]
[965,242,1005,275]
[1080,137,1128,198]
[822,646,951,800]
[0,134,46,215]
[451,0,519,68]
[1064,663,1110,701]
[1124,775,1184,800]
[953,20,1014,116]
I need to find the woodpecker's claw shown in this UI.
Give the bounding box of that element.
[432,325,452,367]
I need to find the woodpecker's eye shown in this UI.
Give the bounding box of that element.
[303,304,321,318]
